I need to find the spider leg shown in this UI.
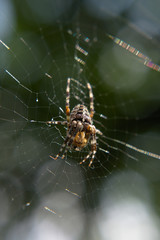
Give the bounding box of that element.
[61,125,81,158]
[96,128,103,135]
[50,124,79,160]
[88,147,96,167]
[50,134,70,160]
[87,83,94,119]
[47,120,67,125]
[47,120,68,159]
[66,77,71,123]
[60,135,76,159]
[79,151,92,165]
[80,133,97,167]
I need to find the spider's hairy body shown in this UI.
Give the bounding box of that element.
[70,104,92,124]
[69,104,92,151]
[48,78,102,167]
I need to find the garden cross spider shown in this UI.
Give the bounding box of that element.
[47,78,102,167]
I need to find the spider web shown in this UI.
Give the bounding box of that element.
[1,1,160,239]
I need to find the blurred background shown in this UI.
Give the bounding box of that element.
[0,0,160,239]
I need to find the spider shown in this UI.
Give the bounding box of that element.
[47,78,102,167]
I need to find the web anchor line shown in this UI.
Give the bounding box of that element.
[107,34,160,72]
[0,39,10,50]
[101,135,160,160]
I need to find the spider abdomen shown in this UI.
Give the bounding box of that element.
[70,104,92,124]
[68,104,92,151]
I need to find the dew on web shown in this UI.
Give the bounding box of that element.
[1,3,160,239]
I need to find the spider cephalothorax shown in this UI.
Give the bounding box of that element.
[47,78,102,167]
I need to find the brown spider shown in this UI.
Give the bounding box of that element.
[47,78,102,167]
